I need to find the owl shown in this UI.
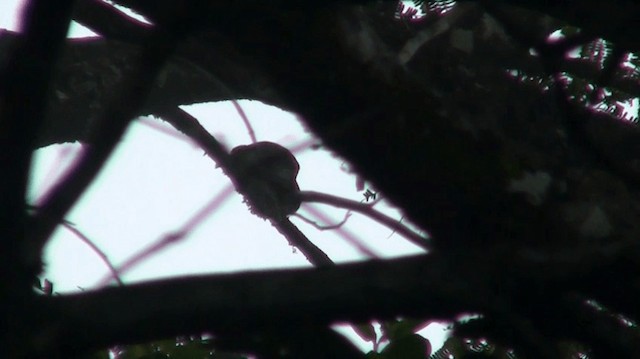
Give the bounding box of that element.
[229,142,301,220]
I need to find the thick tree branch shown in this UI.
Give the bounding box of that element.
[40,255,459,355]
[41,247,640,357]
[0,2,75,356]
[5,0,632,148]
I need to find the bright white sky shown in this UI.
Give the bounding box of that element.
[2,0,448,354]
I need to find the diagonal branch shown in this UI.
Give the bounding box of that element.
[271,217,334,267]
[29,21,189,268]
[0,2,75,356]
[300,190,430,250]
[73,0,152,42]
[157,107,333,267]
[232,100,257,144]
[61,222,124,287]
[95,185,235,287]
[0,0,74,279]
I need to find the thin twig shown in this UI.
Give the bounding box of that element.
[61,223,124,286]
[232,100,257,143]
[300,190,430,250]
[96,185,235,287]
[386,215,405,239]
[294,211,352,230]
[300,204,379,259]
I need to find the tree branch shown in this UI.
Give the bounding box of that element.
[43,254,457,355]
[157,107,334,267]
[29,22,187,269]
[0,1,75,356]
[43,248,640,357]
[300,190,430,250]
[14,1,640,356]
[61,222,124,286]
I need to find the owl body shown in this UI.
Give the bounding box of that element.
[230,142,301,219]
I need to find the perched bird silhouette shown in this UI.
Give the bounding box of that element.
[229,141,301,220]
